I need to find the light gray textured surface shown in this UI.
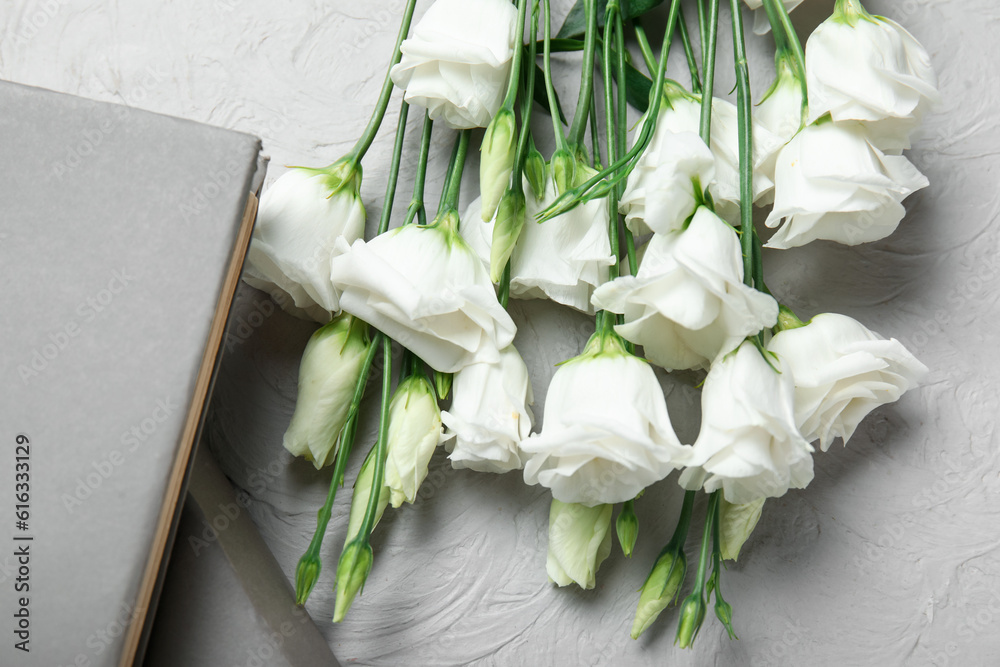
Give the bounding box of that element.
[4,0,997,665]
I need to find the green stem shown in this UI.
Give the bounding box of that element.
[404,112,434,227]
[589,80,602,167]
[760,0,789,53]
[699,0,720,146]
[692,491,720,594]
[669,490,698,550]
[377,100,409,236]
[709,491,736,639]
[542,0,570,152]
[498,262,512,308]
[568,0,600,147]
[514,5,540,178]
[440,130,471,213]
[677,4,703,94]
[632,18,657,76]
[601,1,620,287]
[499,3,540,310]
[612,9,636,278]
[753,229,768,295]
[730,0,755,287]
[360,336,393,539]
[501,0,531,110]
[346,0,418,164]
[437,132,461,214]
[697,0,708,66]
[536,0,683,221]
[614,16,627,200]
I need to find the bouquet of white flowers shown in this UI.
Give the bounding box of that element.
[244,0,933,652]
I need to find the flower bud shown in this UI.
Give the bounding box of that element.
[489,187,526,283]
[631,548,686,639]
[283,314,372,469]
[345,450,390,545]
[546,499,613,590]
[333,539,373,623]
[434,370,453,400]
[675,591,706,649]
[551,149,576,195]
[294,551,321,605]
[479,108,518,221]
[715,593,737,640]
[524,145,547,200]
[616,503,639,558]
[384,375,444,507]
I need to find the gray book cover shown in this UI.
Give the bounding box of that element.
[0,80,264,666]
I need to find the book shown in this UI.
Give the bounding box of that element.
[0,79,265,667]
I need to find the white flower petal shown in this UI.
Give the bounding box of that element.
[682,341,814,505]
[522,338,690,505]
[442,345,534,473]
[593,207,777,371]
[768,313,927,450]
[806,10,939,151]
[330,223,516,373]
[244,168,365,323]
[461,175,615,314]
[389,0,518,129]
[764,120,928,249]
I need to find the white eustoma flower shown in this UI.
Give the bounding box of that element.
[389,0,518,129]
[283,315,372,469]
[385,374,445,508]
[441,345,533,473]
[679,341,815,505]
[644,85,784,223]
[768,312,928,451]
[620,130,715,236]
[743,0,806,36]
[764,119,928,249]
[592,207,778,372]
[330,211,516,373]
[546,500,613,589]
[243,165,365,323]
[806,0,938,151]
[521,332,689,506]
[756,57,806,145]
[461,167,614,314]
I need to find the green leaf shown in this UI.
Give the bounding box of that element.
[556,0,667,39]
[533,63,568,125]
[622,57,653,113]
